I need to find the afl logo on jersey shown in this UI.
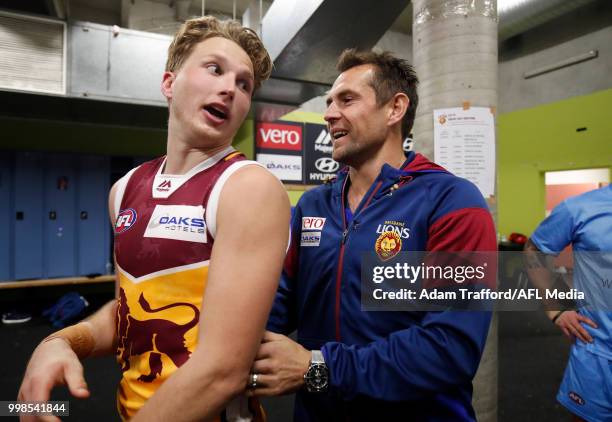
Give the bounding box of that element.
[115,208,137,234]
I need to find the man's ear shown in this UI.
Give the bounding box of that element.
[387,93,409,128]
[161,71,175,100]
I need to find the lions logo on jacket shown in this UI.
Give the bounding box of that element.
[375,231,402,260]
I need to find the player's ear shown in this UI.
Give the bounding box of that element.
[161,71,175,100]
[387,93,409,127]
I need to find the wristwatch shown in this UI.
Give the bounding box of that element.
[303,350,329,393]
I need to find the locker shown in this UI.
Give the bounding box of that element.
[14,152,44,280]
[44,154,77,278]
[0,153,11,281]
[77,156,110,276]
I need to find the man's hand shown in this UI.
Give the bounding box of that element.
[548,310,598,343]
[18,338,90,406]
[248,331,311,397]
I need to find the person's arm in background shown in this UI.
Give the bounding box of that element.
[131,165,290,422]
[525,201,597,343]
[266,203,302,336]
[18,182,123,413]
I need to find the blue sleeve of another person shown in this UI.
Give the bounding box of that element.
[266,203,302,335]
[531,201,575,255]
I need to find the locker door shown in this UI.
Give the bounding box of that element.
[77,156,110,276]
[45,154,76,278]
[14,152,44,280]
[0,153,12,281]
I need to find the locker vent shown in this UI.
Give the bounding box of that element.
[0,11,66,95]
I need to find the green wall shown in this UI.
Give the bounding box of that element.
[279,110,326,125]
[280,111,326,205]
[497,88,612,237]
[233,118,254,159]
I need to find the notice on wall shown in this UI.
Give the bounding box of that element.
[433,107,495,197]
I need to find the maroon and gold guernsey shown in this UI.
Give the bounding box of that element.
[113,146,264,421]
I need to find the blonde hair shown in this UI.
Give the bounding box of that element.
[166,16,272,92]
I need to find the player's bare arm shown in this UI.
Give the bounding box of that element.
[131,165,290,422]
[17,183,123,410]
[524,238,596,342]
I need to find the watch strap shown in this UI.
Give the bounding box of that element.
[311,350,325,364]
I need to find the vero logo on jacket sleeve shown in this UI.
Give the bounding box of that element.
[301,217,326,247]
[144,205,207,243]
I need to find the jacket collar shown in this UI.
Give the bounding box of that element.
[332,152,449,198]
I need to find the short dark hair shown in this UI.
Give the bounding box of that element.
[336,49,418,138]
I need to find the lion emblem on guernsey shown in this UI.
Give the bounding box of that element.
[116,288,200,383]
[375,231,402,261]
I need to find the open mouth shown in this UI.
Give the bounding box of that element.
[332,130,348,141]
[203,104,228,121]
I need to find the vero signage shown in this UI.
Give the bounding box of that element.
[255,120,335,185]
[256,122,303,151]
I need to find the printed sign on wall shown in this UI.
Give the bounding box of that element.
[255,121,304,183]
[256,122,303,152]
[303,123,340,185]
[256,153,303,182]
[433,107,495,197]
[255,121,340,185]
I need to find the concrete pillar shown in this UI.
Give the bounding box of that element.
[412,1,498,421]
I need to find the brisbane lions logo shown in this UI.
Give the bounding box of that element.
[116,288,199,383]
[375,231,402,261]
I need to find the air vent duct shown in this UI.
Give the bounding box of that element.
[0,11,66,95]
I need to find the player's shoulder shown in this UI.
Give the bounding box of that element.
[225,160,281,185]
[220,161,287,203]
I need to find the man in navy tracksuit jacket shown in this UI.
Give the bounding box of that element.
[250,49,496,421]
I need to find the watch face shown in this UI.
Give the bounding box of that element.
[306,363,329,392]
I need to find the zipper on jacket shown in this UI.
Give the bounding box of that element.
[334,179,383,341]
[334,242,346,341]
[335,178,350,341]
[341,229,349,243]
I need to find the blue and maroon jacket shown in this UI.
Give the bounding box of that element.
[268,151,496,421]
